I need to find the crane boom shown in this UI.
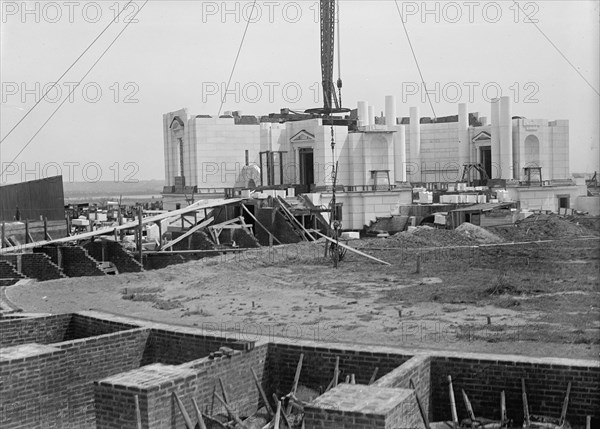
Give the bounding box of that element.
[320,0,339,113]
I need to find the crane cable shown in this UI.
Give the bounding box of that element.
[0,1,149,178]
[218,0,258,117]
[0,0,136,145]
[393,0,437,120]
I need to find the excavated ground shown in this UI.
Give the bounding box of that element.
[5,215,600,359]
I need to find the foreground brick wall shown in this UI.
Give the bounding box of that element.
[68,313,140,340]
[374,354,432,419]
[267,341,413,397]
[0,314,72,347]
[141,327,254,365]
[430,354,600,426]
[95,343,269,429]
[0,328,150,429]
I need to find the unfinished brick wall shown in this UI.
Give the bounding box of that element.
[267,341,413,397]
[0,328,150,429]
[141,327,254,365]
[143,253,186,270]
[2,253,65,281]
[84,241,144,273]
[33,246,60,265]
[171,230,215,251]
[373,354,432,418]
[430,354,600,426]
[0,314,72,347]
[67,313,140,340]
[95,343,269,429]
[0,260,26,281]
[256,207,302,245]
[60,246,105,277]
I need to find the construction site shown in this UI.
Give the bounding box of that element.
[1,0,599,428]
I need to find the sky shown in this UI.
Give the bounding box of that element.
[1,0,598,184]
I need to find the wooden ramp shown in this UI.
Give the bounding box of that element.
[0,199,242,255]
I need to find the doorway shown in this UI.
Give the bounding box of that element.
[480,146,492,179]
[299,148,314,190]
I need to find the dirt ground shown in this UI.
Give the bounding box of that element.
[5,215,600,360]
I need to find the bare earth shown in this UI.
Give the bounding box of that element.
[6,219,600,360]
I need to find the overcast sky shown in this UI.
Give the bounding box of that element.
[1,0,598,184]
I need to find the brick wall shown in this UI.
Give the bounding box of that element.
[95,343,270,429]
[0,260,26,281]
[141,327,254,365]
[33,246,60,265]
[256,207,302,245]
[60,246,105,277]
[430,354,600,426]
[68,313,140,340]
[267,342,413,397]
[0,314,72,347]
[84,241,144,273]
[374,354,432,419]
[2,253,65,281]
[0,328,150,429]
[143,253,186,270]
[170,230,215,251]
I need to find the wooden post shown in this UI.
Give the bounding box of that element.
[138,207,143,263]
[43,217,48,240]
[66,213,71,236]
[250,367,274,418]
[25,219,29,244]
[191,398,207,429]
[1,222,4,248]
[134,394,142,429]
[448,375,458,428]
[157,221,162,251]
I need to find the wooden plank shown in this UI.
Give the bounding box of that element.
[241,204,282,245]
[448,376,458,428]
[251,367,274,418]
[191,398,208,429]
[522,379,530,429]
[368,367,379,385]
[286,353,304,414]
[214,393,248,428]
[172,392,195,429]
[461,389,476,421]
[160,217,213,251]
[219,378,230,404]
[559,381,571,426]
[0,198,242,254]
[134,394,142,429]
[409,378,430,429]
[310,229,391,266]
[276,196,315,242]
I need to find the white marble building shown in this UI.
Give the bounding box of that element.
[163,96,585,227]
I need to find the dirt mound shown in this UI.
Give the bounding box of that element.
[487,214,598,241]
[368,226,477,248]
[456,222,504,244]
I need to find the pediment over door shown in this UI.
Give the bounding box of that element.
[290,130,315,144]
[472,131,491,143]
